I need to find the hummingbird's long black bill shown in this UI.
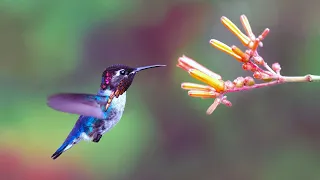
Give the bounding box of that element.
[134,64,166,72]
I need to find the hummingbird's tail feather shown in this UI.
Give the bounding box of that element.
[51,128,82,160]
[51,140,77,160]
[51,143,70,160]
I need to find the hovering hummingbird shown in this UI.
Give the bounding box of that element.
[47,64,166,159]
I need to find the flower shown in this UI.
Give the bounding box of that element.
[177,14,320,115]
[177,15,273,114]
[211,15,270,63]
[177,55,224,92]
[177,55,230,114]
[177,55,221,80]
[220,16,250,46]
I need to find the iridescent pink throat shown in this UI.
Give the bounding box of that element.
[101,72,112,90]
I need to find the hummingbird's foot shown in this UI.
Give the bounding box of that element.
[92,134,102,143]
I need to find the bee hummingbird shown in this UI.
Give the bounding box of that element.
[47,64,165,159]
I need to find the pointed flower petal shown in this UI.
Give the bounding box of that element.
[177,61,192,72]
[178,55,222,79]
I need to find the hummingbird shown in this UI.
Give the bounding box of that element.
[47,64,165,159]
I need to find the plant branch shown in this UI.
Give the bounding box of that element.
[263,62,277,75]
[226,74,320,94]
[282,75,320,82]
[225,80,281,93]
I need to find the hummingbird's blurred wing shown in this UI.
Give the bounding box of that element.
[47,93,109,119]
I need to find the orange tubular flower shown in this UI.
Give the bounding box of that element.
[210,40,243,62]
[220,16,250,46]
[231,45,250,62]
[249,38,260,51]
[177,55,222,80]
[188,90,220,98]
[240,15,255,39]
[188,69,225,92]
[181,82,215,91]
[177,55,226,98]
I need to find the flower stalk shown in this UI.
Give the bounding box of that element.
[177,14,320,115]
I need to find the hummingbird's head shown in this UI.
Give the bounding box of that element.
[100,64,166,96]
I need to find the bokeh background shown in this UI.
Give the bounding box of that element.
[1,0,320,180]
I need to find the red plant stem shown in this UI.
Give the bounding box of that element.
[225,80,282,93]
[248,61,273,76]
[225,74,320,94]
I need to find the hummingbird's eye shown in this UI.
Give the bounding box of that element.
[119,69,126,75]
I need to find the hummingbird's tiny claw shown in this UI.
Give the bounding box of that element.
[92,134,102,143]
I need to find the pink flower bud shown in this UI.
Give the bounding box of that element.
[224,80,235,89]
[258,28,270,41]
[261,73,272,82]
[242,63,252,71]
[253,72,262,79]
[222,99,232,107]
[253,56,264,65]
[272,62,281,73]
[233,77,245,88]
[244,76,255,86]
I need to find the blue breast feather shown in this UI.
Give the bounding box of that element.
[80,96,125,137]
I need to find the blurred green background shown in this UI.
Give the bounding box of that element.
[1,0,320,179]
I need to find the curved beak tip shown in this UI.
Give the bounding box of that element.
[135,64,167,72]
